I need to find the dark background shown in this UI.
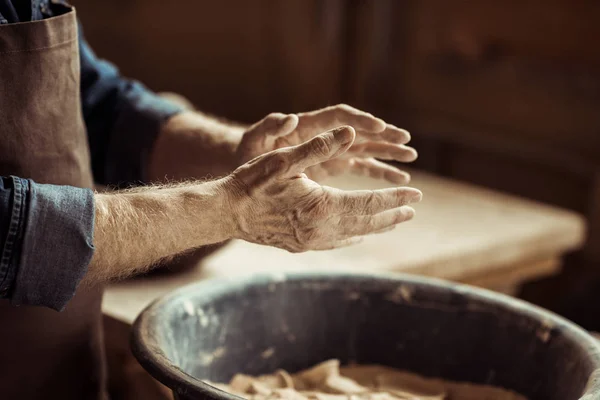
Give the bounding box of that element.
[72,0,600,330]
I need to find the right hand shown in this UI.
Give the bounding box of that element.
[224,126,423,252]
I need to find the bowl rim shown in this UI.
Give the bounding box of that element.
[131,271,600,399]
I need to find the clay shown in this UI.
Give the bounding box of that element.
[207,360,527,400]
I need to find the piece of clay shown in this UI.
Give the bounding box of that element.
[276,370,295,389]
[206,359,527,400]
[323,374,368,394]
[296,360,340,387]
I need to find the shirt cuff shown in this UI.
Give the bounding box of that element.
[104,85,183,186]
[0,177,27,297]
[10,180,95,311]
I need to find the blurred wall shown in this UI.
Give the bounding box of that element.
[73,0,348,122]
[73,0,600,324]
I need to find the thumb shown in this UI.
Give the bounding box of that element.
[285,126,355,175]
[270,114,299,138]
[248,113,298,142]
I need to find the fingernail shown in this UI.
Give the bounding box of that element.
[400,146,418,162]
[391,172,411,185]
[410,190,423,202]
[333,126,355,145]
[402,206,415,219]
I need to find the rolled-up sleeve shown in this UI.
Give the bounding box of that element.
[0,176,95,311]
[79,24,183,186]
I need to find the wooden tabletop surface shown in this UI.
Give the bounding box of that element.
[103,170,586,324]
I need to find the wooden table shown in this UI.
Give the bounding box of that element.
[102,170,586,324]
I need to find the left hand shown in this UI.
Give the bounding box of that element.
[236,104,417,184]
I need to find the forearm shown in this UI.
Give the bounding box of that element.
[87,178,235,283]
[79,28,184,186]
[148,111,246,181]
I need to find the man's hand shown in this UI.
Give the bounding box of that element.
[227,126,422,252]
[90,126,421,283]
[236,104,417,185]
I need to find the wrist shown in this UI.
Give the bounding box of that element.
[214,175,249,241]
[193,177,242,243]
[149,111,245,181]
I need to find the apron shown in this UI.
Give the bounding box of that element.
[0,6,106,399]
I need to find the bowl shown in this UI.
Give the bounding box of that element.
[131,272,600,400]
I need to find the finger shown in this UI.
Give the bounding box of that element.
[312,237,364,251]
[372,224,397,235]
[348,142,418,162]
[247,113,299,143]
[338,206,415,238]
[298,104,385,138]
[355,124,411,145]
[276,114,300,137]
[348,158,411,185]
[308,158,411,184]
[383,124,411,144]
[330,186,422,215]
[284,126,356,175]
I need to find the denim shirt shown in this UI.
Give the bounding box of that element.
[0,0,184,310]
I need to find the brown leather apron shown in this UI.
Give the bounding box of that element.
[0,6,106,400]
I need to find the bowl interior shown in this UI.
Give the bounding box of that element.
[133,273,600,400]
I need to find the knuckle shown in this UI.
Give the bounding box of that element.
[297,227,319,247]
[310,136,332,157]
[396,210,408,222]
[364,190,378,209]
[266,152,289,174]
[397,190,411,205]
[298,189,330,218]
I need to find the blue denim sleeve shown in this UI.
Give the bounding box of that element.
[79,24,184,186]
[0,176,95,311]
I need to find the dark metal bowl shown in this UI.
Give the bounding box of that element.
[131,272,600,400]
